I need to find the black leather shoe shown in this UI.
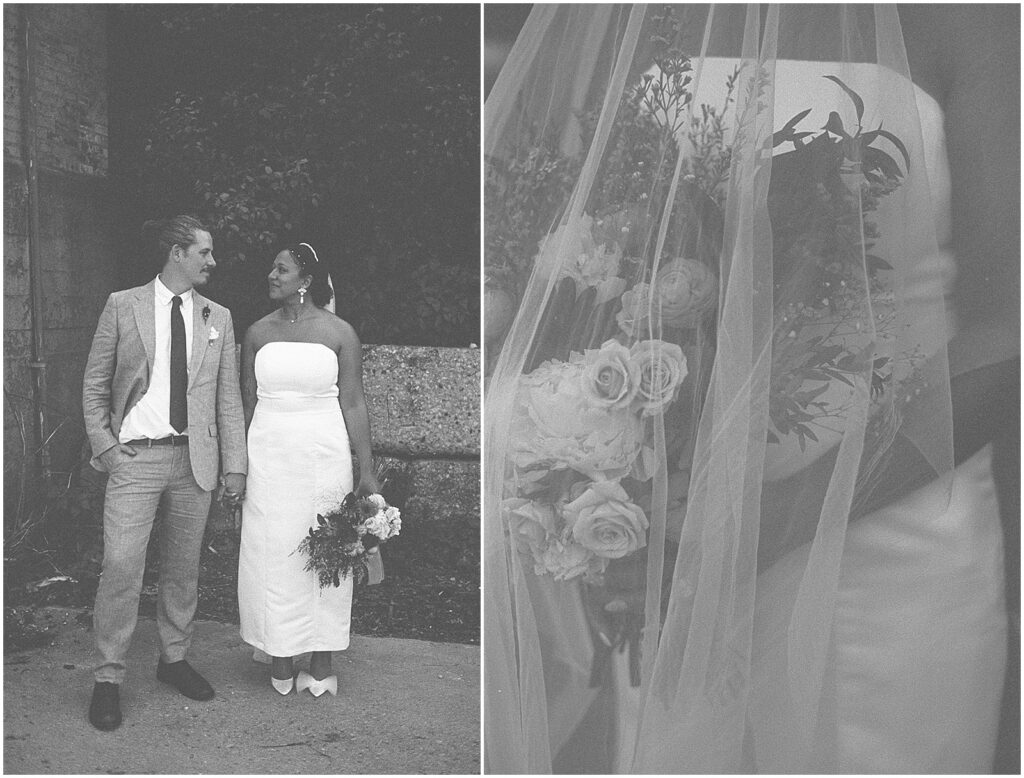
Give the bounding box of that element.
[89,682,122,731]
[156,659,214,701]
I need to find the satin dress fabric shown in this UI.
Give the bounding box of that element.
[238,341,354,656]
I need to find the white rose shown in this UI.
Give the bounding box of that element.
[630,340,688,416]
[366,494,387,510]
[565,480,649,559]
[580,339,639,410]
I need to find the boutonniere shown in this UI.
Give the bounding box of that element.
[202,305,211,323]
[208,326,220,342]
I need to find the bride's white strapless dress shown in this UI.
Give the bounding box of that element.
[606,60,1009,773]
[238,341,354,656]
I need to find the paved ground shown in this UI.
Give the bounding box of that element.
[4,607,480,775]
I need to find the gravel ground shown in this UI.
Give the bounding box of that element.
[3,606,480,775]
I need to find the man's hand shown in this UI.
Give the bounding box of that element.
[98,443,137,470]
[220,473,247,532]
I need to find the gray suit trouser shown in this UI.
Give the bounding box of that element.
[93,445,212,684]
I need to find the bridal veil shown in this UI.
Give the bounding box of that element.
[483,4,1001,772]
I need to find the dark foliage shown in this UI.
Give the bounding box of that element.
[107,4,480,345]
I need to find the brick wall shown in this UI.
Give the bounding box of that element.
[3,6,116,475]
[4,5,109,176]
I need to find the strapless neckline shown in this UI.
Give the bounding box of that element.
[257,341,335,357]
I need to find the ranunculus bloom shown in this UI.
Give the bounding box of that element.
[565,480,649,559]
[366,494,387,510]
[630,340,688,416]
[654,258,717,329]
[511,357,645,480]
[580,339,639,410]
[616,260,718,336]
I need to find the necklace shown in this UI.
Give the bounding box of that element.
[283,308,308,325]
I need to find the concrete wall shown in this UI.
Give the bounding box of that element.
[3,6,115,479]
[361,345,479,570]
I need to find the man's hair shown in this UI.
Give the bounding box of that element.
[142,215,208,267]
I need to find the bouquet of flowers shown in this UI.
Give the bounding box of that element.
[493,60,913,580]
[488,36,916,686]
[295,491,402,588]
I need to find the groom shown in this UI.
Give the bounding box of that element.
[82,215,246,730]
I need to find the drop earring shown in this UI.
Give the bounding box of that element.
[298,287,306,304]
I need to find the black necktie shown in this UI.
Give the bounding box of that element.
[170,295,187,433]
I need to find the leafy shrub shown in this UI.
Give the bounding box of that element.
[111,5,479,345]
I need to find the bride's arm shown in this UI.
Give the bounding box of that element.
[240,326,259,432]
[855,6,1019,509]
[335,319,379,495]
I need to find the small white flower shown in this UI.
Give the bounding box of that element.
[366,494,387,510]
[208,326,220,341]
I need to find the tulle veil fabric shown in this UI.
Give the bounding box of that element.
[484,4,958,773]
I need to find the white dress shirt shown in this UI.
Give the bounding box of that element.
[119,276,194,442]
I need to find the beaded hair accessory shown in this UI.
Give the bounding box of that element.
[290,242,335,313]
[291,242,320,266]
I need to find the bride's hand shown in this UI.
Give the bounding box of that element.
[356,475,381,497]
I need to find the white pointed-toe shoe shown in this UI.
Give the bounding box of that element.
[296,670,337,697]
[271,675,294,695]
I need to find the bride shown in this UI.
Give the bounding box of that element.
[484,4,1017,773]
[237,242,379,696]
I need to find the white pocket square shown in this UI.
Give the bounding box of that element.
[296,670,337,697]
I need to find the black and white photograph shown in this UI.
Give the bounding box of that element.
[483,3,1019,774]
[4,4,479,773]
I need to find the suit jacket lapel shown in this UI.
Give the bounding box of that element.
[131,280,157,369]
[189,293,211,390]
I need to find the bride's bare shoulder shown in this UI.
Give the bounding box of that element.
[243,313,280,348]
[318,314,362,357]
[322,312,358,338]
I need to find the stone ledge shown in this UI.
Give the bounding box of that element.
[362,345,479,459]
[376,457,480,528]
